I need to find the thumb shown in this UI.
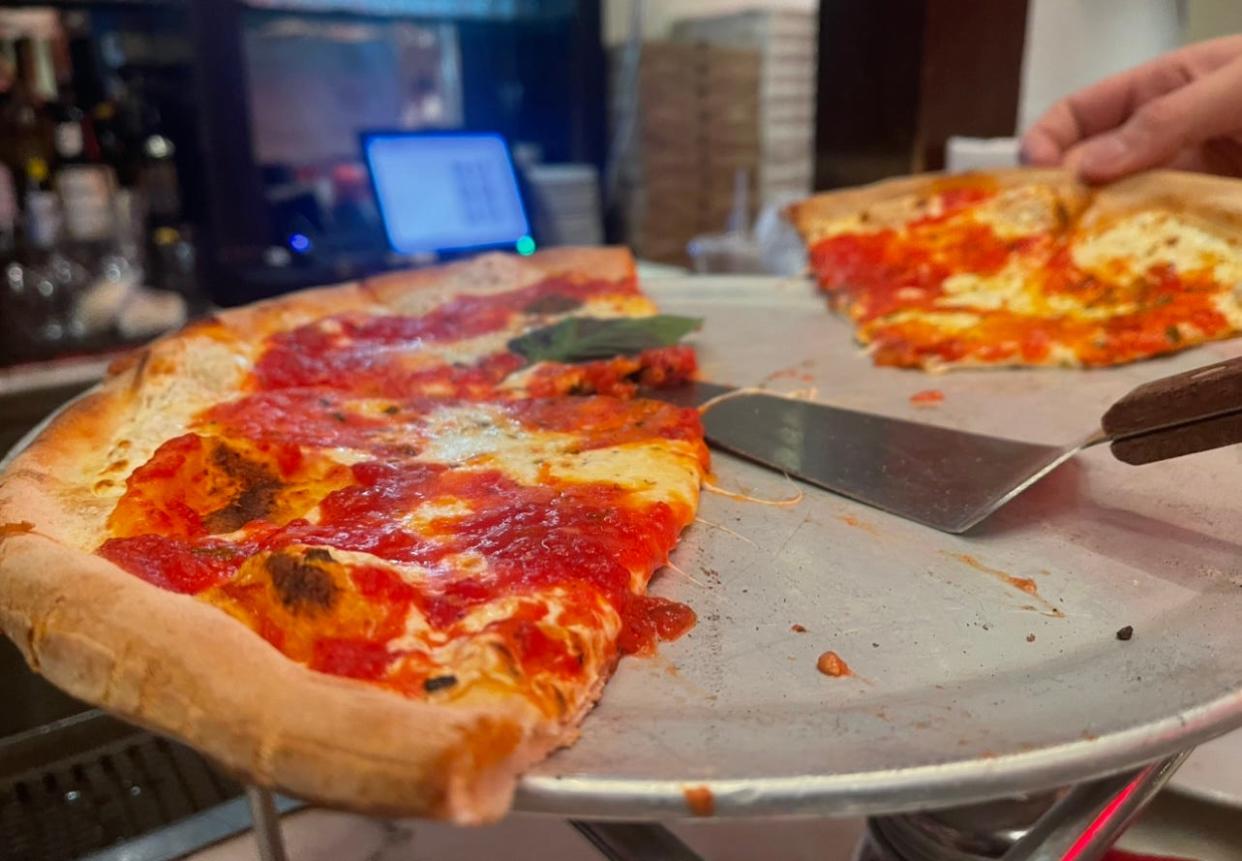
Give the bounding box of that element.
[1076,56,1242,183]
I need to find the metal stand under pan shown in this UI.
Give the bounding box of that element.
[245,750,1188,861]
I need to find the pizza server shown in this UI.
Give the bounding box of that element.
[653,354,1242,534]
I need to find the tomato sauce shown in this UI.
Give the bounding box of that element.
[862,259,1228,368]
[909,389,944,406]
[810,221,1021,322]
[519,344,698,399]
[252,276,632,393]
[310,638,395,680]
[506,395,706,460]
[99,535,250,594]
[97,267,704,698]
[200,390,394,450]
[103,449,697,688]
[617,594,697,656]
[809,183,1231,368]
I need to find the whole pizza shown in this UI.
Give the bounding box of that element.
[0,248,707,822]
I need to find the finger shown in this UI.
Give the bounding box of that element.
[1021,54,1194,165]
[1021,103,1079,166]
[1075,56,1242,183]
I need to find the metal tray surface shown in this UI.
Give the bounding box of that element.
[514,275,1242,818]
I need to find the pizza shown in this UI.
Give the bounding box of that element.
[786,169,1242,370]
[0,248,707,823]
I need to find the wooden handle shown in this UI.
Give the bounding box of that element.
[1110,411,1242,465]
[1102,355,1242,438]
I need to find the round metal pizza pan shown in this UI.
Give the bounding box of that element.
[511,275,1242,819]
[8,276,1242,822]
[1168,728,1242,808]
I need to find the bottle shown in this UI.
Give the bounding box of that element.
[22,156,61,255]
[0,163,17,257]
[53,43,116,248]
[0,39,54,203]
[105,74,145,190]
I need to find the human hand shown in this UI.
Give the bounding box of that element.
[1021,35,1242,183]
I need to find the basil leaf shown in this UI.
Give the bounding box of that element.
[508,315,702,364]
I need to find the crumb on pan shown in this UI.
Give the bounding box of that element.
[682,785,715,816]
[910,389,945,407]
[816,650,851,677]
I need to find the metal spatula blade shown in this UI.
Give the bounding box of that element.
[653,355,1242,534]
[659,382,1086,533]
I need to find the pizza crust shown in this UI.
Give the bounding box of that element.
[1082,170,1242,240]
[0,530,557,822]
[787,168,1242,246]
[785,167,1083,242]
[362,247,637,315]
[0,247,652,823]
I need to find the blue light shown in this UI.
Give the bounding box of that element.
[289,233,312,253]
[516,235,536,256]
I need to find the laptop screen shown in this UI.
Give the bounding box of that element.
[363,132,533,256]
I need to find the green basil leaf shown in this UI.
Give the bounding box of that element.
[508,315,702,365]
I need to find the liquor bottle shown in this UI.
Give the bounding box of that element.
[53,41,116,249]
[0,163,16,257]
[0,39,54,203]
[22,155,61,255]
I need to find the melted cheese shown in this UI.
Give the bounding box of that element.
[405,498,475,532]
[935,264,1136,320]
[1213,289,1242,330]
[1072,211,1242,286]
[543,442,702,508]
[879,309,983,332]
[416,404,567,468]
[970,185,1063,239]
[415,403,701,508]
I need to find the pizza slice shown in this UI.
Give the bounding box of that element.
[787,169,1242,370]
[0,248,707,822]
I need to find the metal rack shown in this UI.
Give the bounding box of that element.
[237,750,1188,861]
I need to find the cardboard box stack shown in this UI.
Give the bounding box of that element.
[612,42,757,265]
[672,9,818,210]
[613,10,817,265]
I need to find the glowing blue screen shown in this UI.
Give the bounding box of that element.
[365,133,531,254]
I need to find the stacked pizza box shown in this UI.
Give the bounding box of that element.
[611,41,761,265]
[613,10,817,265]
[672,9,818,210]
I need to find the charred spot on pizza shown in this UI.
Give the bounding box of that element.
[490,642,521,678]
[523,293,583,315]
[304,547,334,563]
[0,521,35,541]
[266,551,339,614]
[550,685,569,717]
[202,444,283,534]
[423,675,458,692]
